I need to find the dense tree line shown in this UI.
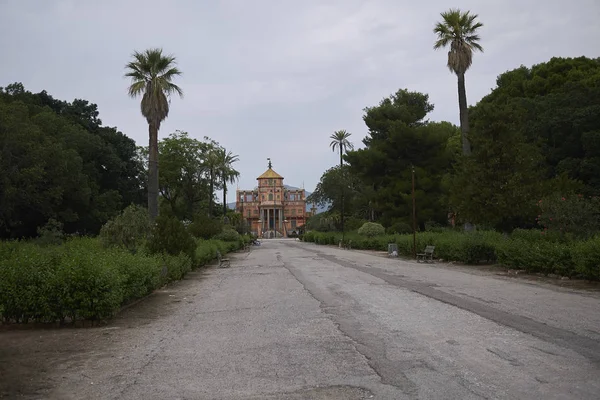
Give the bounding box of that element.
[0,83,239,239]
[309,56,600,233]
[0,83,145,238]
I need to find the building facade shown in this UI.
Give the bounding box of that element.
[236,161,313,238]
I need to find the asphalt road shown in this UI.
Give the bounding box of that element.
[4,239,600,399]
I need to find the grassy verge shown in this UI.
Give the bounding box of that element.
[302,230,600,281]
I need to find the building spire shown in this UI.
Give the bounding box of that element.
[267,157,272,169]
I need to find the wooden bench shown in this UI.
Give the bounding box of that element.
[216,251,230,268]
[416,245,435,263]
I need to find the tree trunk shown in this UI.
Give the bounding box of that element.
[147,122,159,222]
[457,72,471,156]
[223,182,227,217]
[458,72,474,231]
[340,149,345,239]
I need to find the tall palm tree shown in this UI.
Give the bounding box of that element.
[216,148,240,217]
[125,48,183,221]
[329,130,354,239]
[434,9,483,156]
[329,130,354,167]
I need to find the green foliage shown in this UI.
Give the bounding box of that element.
[35,218,65,246]
[537,194,600,239]
[308,166,360,216]
[0,236,242,323]
[346,90,459,228]
[306,213,338,232]
[303,229,599,280]
[387,221,412,234]
[213,227,241,242]
[0,84,144,239]
[147,215,196,261]
[450,100,546,231]
[571,239,600,280]
[473,57,600,196]
[160,252,193,282]
[99,204,150,252]
[156,131,212,219]
[358,222,385,237]
[345,216,367,231]
[188,214,223,239]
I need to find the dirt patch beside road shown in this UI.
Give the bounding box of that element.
[0,269,207,399]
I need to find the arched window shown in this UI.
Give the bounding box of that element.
[268,193,273,201]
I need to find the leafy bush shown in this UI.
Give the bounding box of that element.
[160,253,193,282]
[358,222,385,237]
[571,238,600,280]
[0,236,241,323]
[496,239,575,276]
[345,217,367,231]
[99,205,149,252]
[537,194,600,239]
[147,214,196,261]
[296,229,600,280]
[213,227,241,242]
[36,218,65,246]
[306,214,337,232]
[188,214,223,239]
[386,221,412,235]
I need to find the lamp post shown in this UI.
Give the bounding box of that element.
[240,194,245,235]
[412,165,417,258]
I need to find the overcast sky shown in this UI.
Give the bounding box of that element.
[1,0,599,203]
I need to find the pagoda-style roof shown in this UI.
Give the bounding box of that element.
[257,168,283,180]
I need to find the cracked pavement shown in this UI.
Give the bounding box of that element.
[2,239,600,399]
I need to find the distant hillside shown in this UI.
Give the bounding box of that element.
[227,185,329,213]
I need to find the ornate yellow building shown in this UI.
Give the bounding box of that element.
[236,160,313,238]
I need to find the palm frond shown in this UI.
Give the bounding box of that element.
[125,48,183,123]
[433,8,483,74]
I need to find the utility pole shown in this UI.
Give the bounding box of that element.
[412,165,417,258]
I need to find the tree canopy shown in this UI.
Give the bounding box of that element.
[0,83,144,238]
[310,56,600,234]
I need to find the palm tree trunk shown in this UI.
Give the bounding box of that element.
[148,122,159,222]
[458,72,474,231]
[340,148,345,240]
[223,183,227,217]
[457,72,471,156]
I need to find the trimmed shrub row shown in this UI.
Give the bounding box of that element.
[303,230,600,280]
[0,236,243,324]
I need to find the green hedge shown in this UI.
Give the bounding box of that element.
[0,236,242,323]
[303,230,599,280]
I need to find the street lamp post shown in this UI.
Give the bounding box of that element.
[240,195,245,235]
[412,165,417,258]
